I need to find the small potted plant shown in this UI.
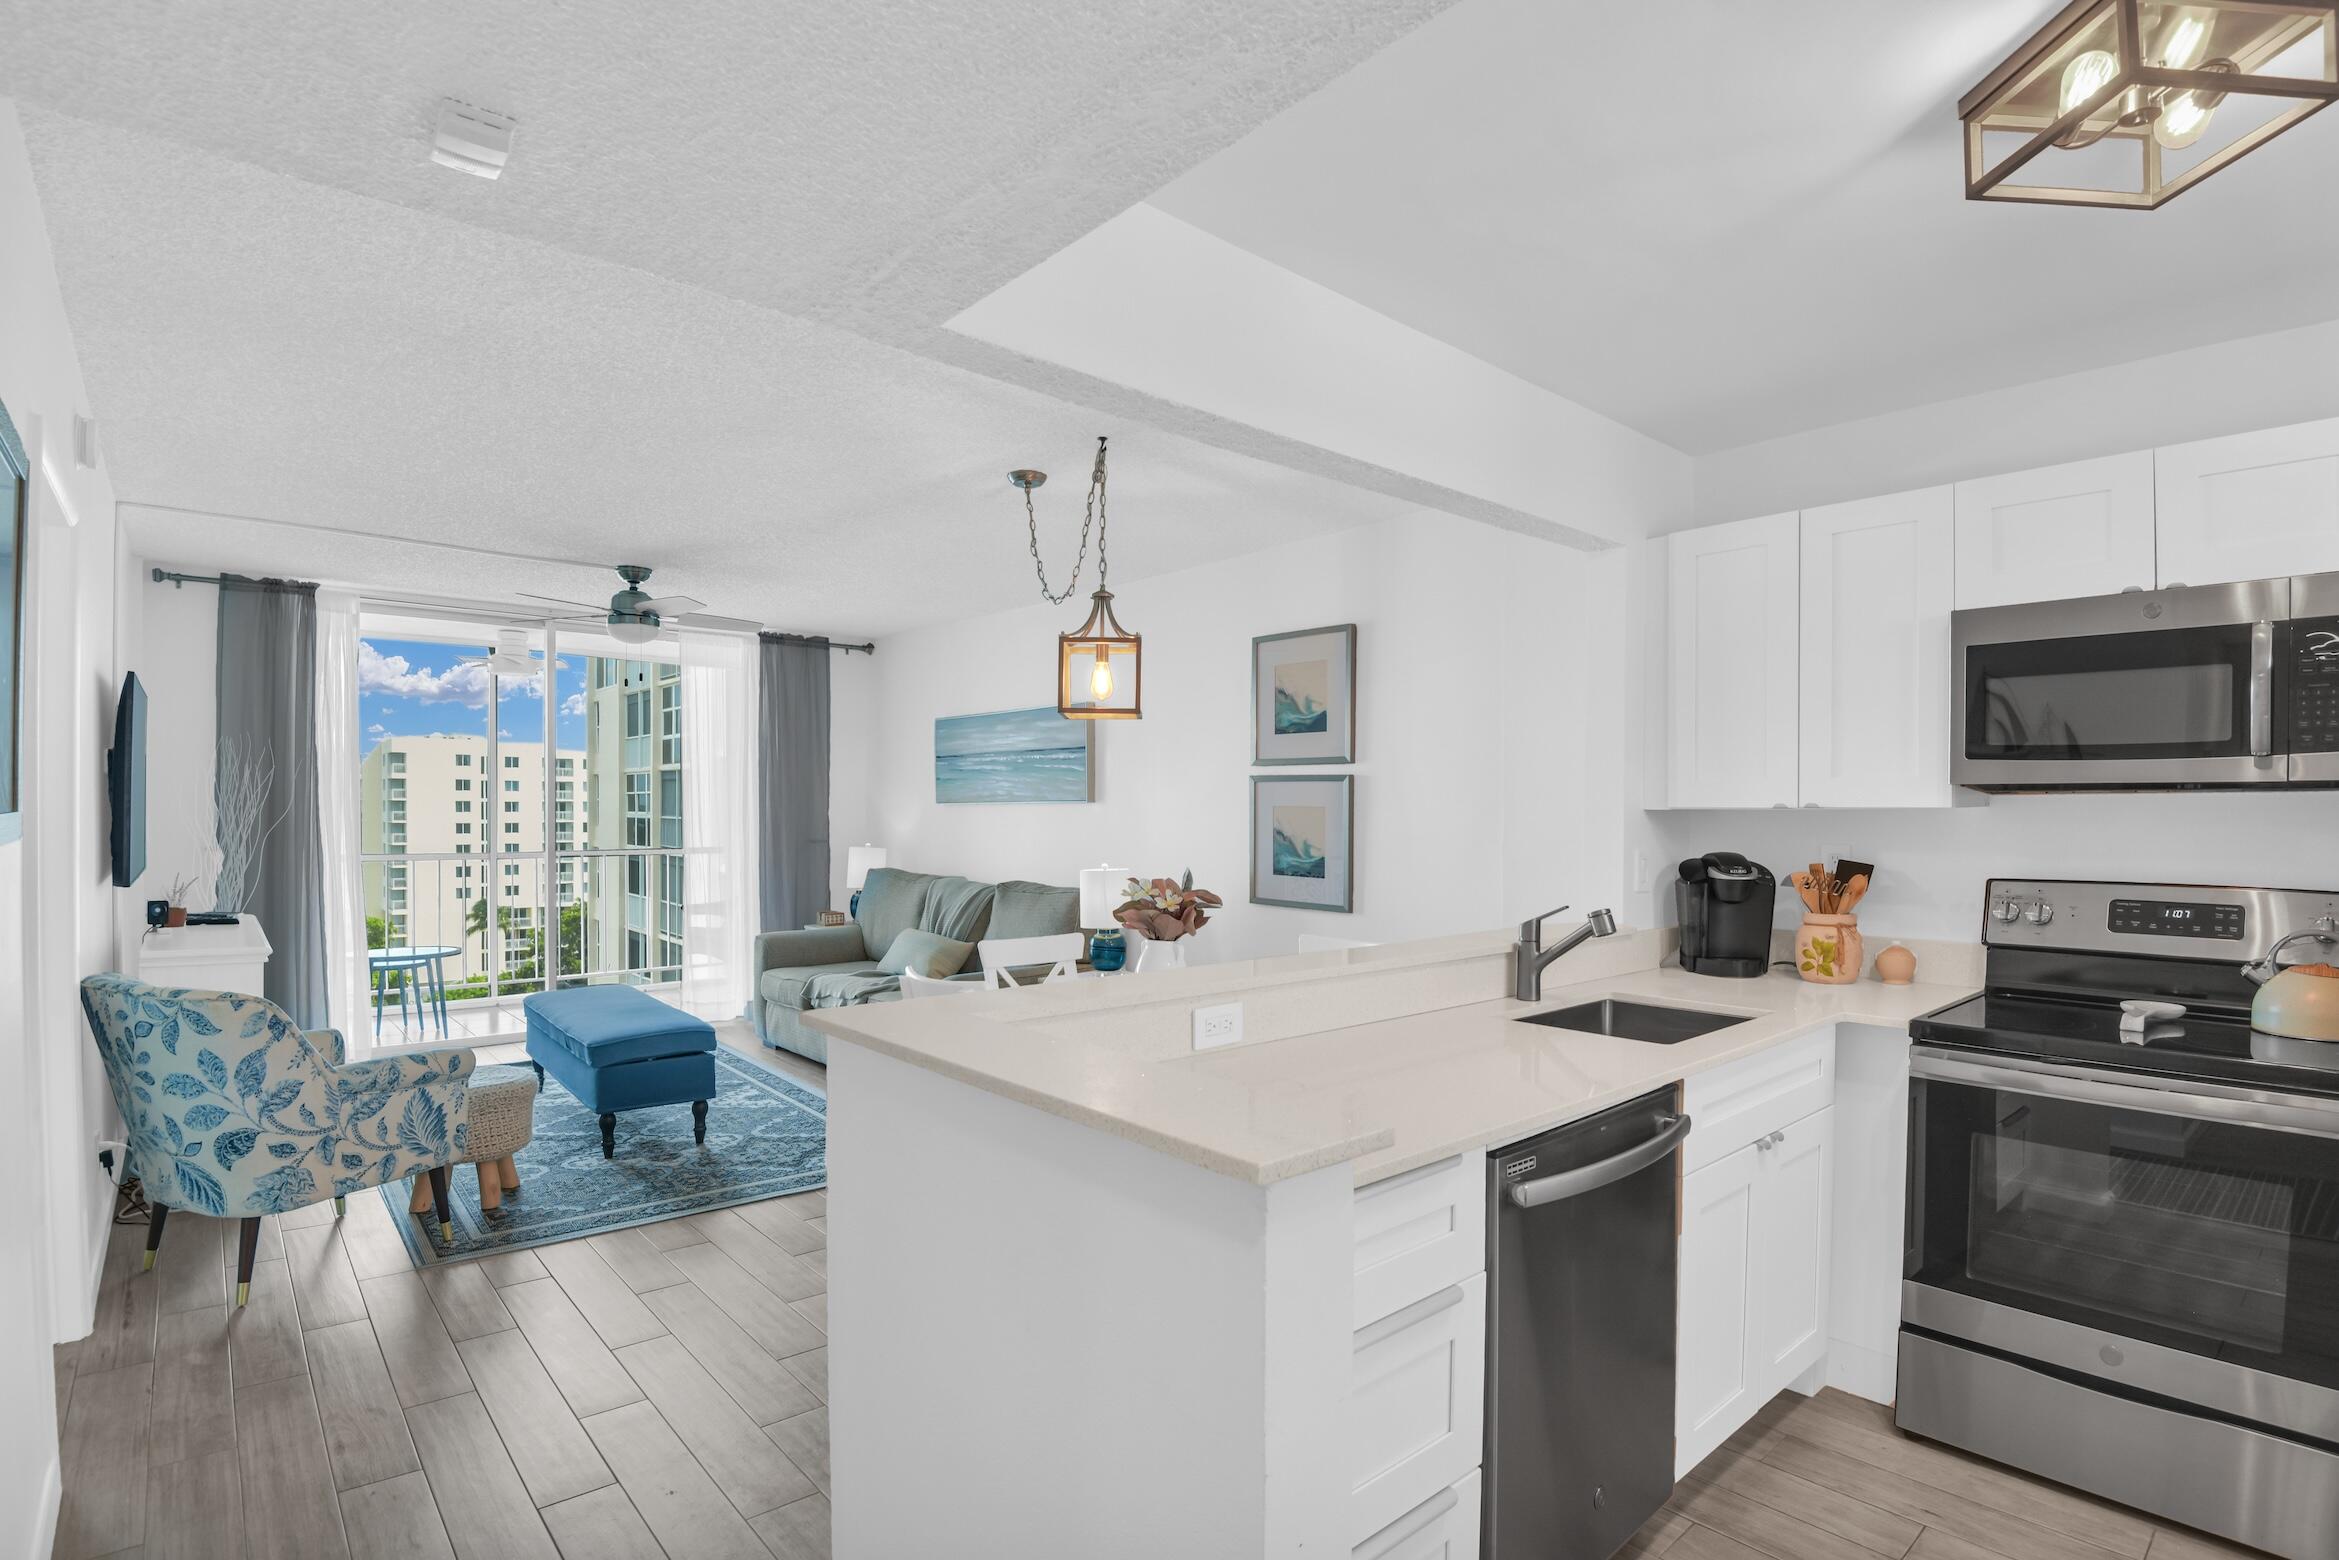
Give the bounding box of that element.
[162,872,201,928]
[1114,871,1222,972]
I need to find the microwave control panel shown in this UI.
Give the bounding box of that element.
[2293,617,2339,753]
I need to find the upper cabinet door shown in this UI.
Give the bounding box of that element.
[1953,452,2156,609]
[2156,418,2339,589]
[1799,489,1954,808]
[1667,513,1799,809]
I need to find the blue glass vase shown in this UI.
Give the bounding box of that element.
[1089,929,1127,972]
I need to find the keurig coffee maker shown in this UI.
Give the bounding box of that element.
[1676,853,1776,977]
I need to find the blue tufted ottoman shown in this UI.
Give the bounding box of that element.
[522,987,718,1159]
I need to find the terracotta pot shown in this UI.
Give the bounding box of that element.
[164,906,189,928]
[1795,913,1862,984]
[1874,944,1917,985]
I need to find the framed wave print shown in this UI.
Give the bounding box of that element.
[1252,624,1355,765]
[1250,774,1353,912]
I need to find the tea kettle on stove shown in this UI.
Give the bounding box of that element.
[2246,924,2339,1042]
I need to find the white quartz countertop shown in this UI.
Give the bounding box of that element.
[805,954,1975,1187]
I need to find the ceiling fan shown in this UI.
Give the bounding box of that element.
[520,564,758,644]
[458,626,540,676]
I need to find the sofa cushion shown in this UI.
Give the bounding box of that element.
[522,986,715,1068]
[877,929,974,979]
[919,876,997,944]
[760,959,883,1012]
[988,879,1081,940]
[855,868,933,970]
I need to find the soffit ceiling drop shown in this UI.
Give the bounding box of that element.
[0,0,1448,636]
[1152,0,2339,453]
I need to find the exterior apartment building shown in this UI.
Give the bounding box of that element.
[580,657,685,983]
[358,732,581,987]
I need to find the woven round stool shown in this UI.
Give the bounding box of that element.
[410,1062,538,1216]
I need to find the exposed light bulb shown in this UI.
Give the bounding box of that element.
[2159,12,2210,70]
[1089,648,1115,700]
[2060,48,2119,113]
[2155,90,2215,147]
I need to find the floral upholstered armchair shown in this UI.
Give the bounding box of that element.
[80,974,475,1303]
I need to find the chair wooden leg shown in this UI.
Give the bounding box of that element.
[476,1162,502,1213]
[408,1177,434,1215]
[234,1216,262,1307]
[497,1155,520,1191]
[427,1165,453,1242]
[692,1099,708,1147]
[333,1196,346,1217]
[599,1113,617,1160]
[143,1203,169,1272]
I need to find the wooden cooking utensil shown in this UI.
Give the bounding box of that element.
[1837,873,1871,913]
[1791,871,1820,911]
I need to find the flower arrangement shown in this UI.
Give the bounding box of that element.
[1113,870,1223,942]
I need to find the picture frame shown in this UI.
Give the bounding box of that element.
[934,704,1096,805]
[1252,624,1355,766]
[1249,774,1354,912]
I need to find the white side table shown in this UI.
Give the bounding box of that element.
[139,918,273,998]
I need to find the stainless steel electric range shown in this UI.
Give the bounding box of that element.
[1902,879,2339,1560]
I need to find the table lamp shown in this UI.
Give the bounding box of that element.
[1080,864,1131,972]
[846,845,887,917]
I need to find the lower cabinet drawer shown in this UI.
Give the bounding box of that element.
[1683,1027,1835,1173]
[1354,1469,1481,1560]
[1353,1151,1486,1328]
[1351,1273,1487,1544]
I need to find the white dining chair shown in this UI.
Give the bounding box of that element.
[975,932,1085,988]
[901,967,982,999]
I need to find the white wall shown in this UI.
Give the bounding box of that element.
[1691,316,2339,526]
[1652,318,2339,949]
[842,510,1634,962]
[119,561,218,906]
[0,94,123,1560]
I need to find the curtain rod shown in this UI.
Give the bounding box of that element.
[152,567,319,592]
[761,631,875,655]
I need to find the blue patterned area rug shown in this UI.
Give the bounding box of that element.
[380,1047,827,1268]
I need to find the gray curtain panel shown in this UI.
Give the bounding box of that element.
[758,634,832,932]
[215,575,327,1028]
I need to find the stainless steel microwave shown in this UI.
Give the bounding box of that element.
[1952,573,2339,790]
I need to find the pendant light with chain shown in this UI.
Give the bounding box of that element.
[1012,435,1141,720]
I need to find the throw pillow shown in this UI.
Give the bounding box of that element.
[876,928,975,980]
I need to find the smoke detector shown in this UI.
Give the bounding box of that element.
[432,101,514,179]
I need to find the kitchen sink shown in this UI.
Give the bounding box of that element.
[1515,998,1751,1045]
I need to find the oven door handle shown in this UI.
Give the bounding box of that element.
[2249,619,2276,758]
[1912,1047,2339,1140]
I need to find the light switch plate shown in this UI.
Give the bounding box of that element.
[1192,1002,1244,1051]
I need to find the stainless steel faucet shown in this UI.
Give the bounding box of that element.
[1514,905,1619,1002]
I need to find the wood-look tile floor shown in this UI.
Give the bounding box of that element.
[51,1025,834,1560]
[1624,1386,2271,1560]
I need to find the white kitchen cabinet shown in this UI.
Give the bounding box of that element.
[1351,1273,1487,1544]
[1954,452,2156,608]
[1665,512,1800,809]
[1799,490,1954,808]
[2156,418,2339,588]
[1352,1152,1485,1329]
[1676,1105,1837,1477]
[1355,1471,1480,1560]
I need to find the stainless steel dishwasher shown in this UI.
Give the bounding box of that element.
[1485,1086,1690,1558]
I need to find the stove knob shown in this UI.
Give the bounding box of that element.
[1992,898,2021,923]
[2025,900,2054,926]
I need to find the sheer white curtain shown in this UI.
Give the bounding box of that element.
[680,629,757,1020]
[313,589,370,1048]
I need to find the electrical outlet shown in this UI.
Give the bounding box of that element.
[1192,1001,1244,1051]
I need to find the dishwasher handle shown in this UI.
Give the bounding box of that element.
[1506,1111,1692,1209]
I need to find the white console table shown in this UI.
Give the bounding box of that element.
[139,918,273,998]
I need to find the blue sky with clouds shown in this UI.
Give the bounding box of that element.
[360,638,587,753]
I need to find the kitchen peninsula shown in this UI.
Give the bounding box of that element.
[806,927,1977,1560]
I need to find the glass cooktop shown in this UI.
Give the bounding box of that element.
[1912,991,2339,1097]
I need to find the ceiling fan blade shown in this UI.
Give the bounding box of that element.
[517,591,614,612]
[639,594,706,617]
[675,611,762,633]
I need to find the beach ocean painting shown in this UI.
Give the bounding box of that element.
[1272,659,1331,735]
[1270,805,1329,878]
[935,706,1094,804]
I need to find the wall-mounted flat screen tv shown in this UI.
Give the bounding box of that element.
[109,672,147,887]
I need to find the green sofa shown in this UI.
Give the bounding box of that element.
[751,866,1081,1062]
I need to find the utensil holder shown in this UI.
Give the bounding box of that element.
[1796,913,1862,984]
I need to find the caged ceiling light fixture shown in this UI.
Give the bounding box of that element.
[1012,436,1141,720]
[1960,0,2339,208]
